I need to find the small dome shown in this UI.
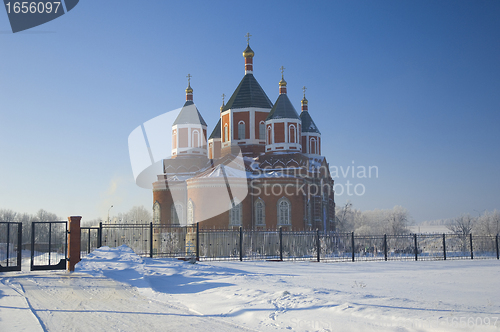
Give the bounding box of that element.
[185,84,193,94]
[301,96,308,105]
[243,45,254,58]
[279,78,287,87]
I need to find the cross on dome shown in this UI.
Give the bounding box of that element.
[245,32,252,44]
[302,86,307,97]
[185,74,193,100]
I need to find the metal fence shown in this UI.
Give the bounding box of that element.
[0,222,22,272]
[81,223,500,263]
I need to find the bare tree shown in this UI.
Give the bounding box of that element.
[476,210,500,236]
[335,201,353,233]
[35,209,59,222]
[0,209,17,223]
[385,206,411,235]
[113,206,152,224]
[447,213,476,236]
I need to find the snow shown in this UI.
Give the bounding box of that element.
[1,245,499,331]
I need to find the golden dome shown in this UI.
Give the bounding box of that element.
[279,78,287,86]
[301,96,308,105]
[243,45,254,58]
[185,84,193,94]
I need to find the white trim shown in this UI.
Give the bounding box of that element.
[265,118,302,152]
[224,107,271,148]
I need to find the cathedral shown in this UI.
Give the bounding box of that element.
[152,38,335,231]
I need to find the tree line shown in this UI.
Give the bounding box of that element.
[335,202,500,237]
[335,202,412,235]
[0,209,60,244]
[445,211,500,237]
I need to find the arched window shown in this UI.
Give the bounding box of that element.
[310,137,317,154]
[171,203,182,225]
[267,126,272,145]
[153,201,161,224]
[238,121,245,140]
[192,130,200,148]
[259,121,265,140]
[277,197,291,226]
[289,124,296,143]
[255,199,265,226]
[187,200,194,224]
[229,200,242,226]
[224,124,229,142]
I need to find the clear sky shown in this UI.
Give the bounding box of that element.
[0,0,499,223]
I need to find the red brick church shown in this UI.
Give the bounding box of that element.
[153,38,335,231]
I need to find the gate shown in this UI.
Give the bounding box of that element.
[31,221,68,271]
[80,226,100,257]
[0,222,22,272]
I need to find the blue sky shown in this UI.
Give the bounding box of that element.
[0,1,499,223]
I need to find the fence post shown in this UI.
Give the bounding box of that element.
[443,233,447,260]
[351,232,355,262]
[98,221,102,248]
[239,226,243,262]
[149,222,153,259]
[496,234,499,260]
[470,233,473,260]
[87,229,91,254]
[30,222,35,270]
[16,223,22,268]
[316,229,320,262]
[414,234,418,261]
[383,234,387,261]
[279,227,283,261]
[67,216,82,272]
[6,223,10,268]
[196,223,200,261]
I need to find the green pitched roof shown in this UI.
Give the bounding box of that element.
[300,111,321,134]
[173,101,207,126]
[209,118,221,139]
[266,94,300,120]
[222,74,273,111]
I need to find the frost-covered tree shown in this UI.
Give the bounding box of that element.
[114,206,152,224]
[446,213,475,236]
[0,209,17,223]
[335,201,354,233]
[335,204,412,235]
[475,210,500,236]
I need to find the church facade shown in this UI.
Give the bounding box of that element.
[152,39,335,231]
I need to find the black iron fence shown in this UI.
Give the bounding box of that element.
[30,221,67,271]
[0,222,22,272]
[81,223,500,263]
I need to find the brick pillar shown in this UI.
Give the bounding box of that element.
[67,216,81,272]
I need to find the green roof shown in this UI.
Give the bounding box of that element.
[209,118,221,139]
[300,111,320,134]
[222,74,273,111]
[173,101,207,126]
[266,94,300,121]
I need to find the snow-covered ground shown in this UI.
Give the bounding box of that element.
[1,245,499,331]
